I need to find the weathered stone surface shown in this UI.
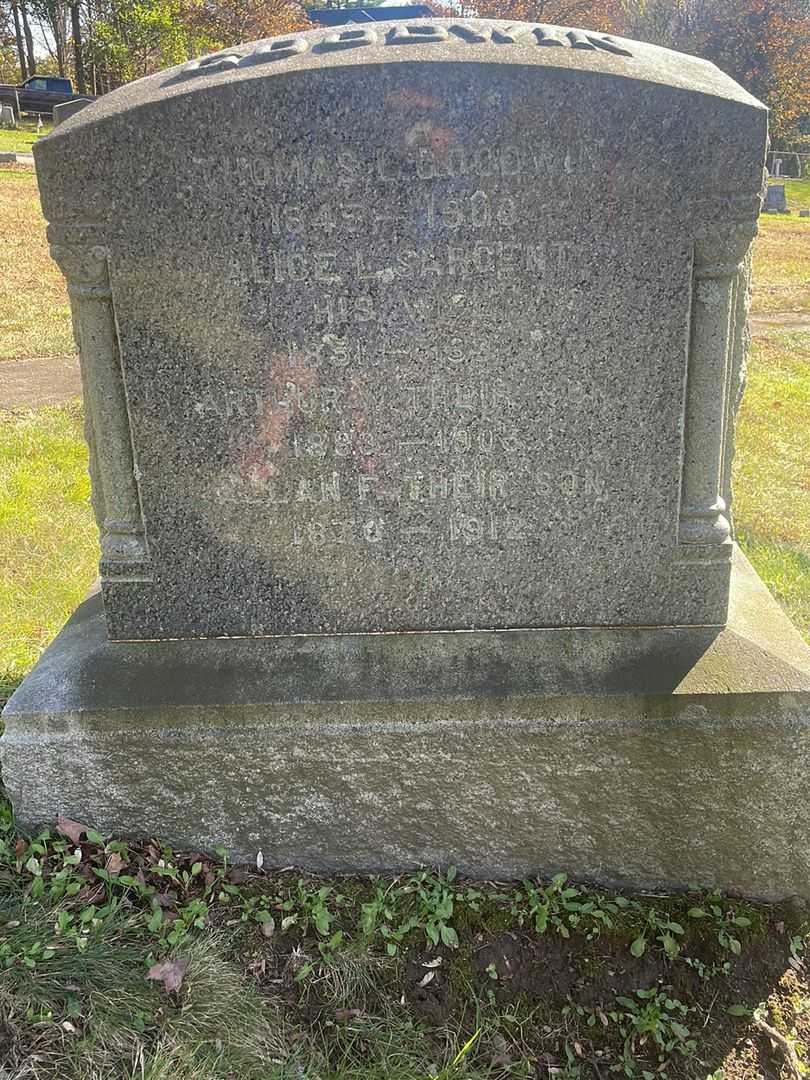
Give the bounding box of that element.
[3,548,810,897]
[33,19,767,639]
[764,183,787,212]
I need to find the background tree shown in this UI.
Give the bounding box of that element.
[85,0,191,88]
[179,0,309,54]
[70,0,85,91]
[469,0,618,29]
[19,0,34,73]
[0,0,22,80]
[29,0,68,74]
[8,0,28,77]
[0,0,34,79]
[77,0,307,90]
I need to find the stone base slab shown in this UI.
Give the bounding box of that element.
[3,548,809,899]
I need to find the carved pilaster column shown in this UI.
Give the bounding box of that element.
[50,242,149,570]
[678,224,756,554]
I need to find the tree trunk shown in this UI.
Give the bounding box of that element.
[45,0,69,77]
[84,0,96,94]
[57,6,67,77]
[11,0,28,80]
[20,0,36,75]
[71,0,86,93]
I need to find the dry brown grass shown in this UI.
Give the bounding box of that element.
[751,215,810,314]
[0,168,73,360]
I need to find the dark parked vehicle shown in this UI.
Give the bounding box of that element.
[0,75,93,118]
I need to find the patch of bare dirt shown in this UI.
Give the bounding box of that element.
[0,354,80,409]
[750,312,810,335]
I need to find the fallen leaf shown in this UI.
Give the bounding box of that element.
[146,958,188,994]
[105,852,125,874]
[256,850,264,871]
[14,839,25,857]
[422,957,443,969]
[418,971,435,988]
[56,817,88,845]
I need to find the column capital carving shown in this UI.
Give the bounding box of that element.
[694,222,758,277]
[49,243,111,297]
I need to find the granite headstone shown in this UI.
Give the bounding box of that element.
[31,18,765,640]
[5,20,810,898]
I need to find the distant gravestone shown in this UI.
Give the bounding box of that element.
[764,183,788,212]
[0,105,17,129]
[53,97,93,126]
[772,157,782,176]
[4,20,810,898]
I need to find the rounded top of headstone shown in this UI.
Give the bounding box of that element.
[41,17,764,142]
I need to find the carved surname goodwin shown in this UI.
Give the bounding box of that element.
[172,21,634,84]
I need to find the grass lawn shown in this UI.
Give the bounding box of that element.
[0,116,53,154]
[0,168,809,1079]
[0,169,74,360]
[752,207,810,314]
[0,402,98,697]
[733,331,810,634]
